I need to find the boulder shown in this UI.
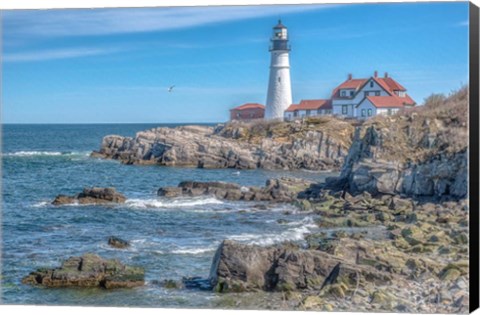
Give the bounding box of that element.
[52,187,126,205]
[208,240,391,293]
[22,253,144,289]
[108,236,130,249]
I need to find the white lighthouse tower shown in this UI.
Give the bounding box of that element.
[265,20,293,120]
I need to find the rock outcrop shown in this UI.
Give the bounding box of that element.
[157,177,313,202]
[22,253,144,289]
[52,187,127,205]
[108,236,130,249]
[208,240,391,293]
[325,87,468,200]
[92,117,355,170]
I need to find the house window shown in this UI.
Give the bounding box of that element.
[367,109,372,116]
[350,91,354,96]
[317,109,322,115]
[342,105,348,115]
[306,110,311,116]
[364,91,369,97]
[294,110,298,117]
[387,109,392,115]
[375,91,380,96]
[361,109,366,117]
[370,81,374,88]
[326,110,332,114]
[341,90,346,97]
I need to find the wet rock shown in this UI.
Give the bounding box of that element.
[108,236,130,249]
[158,178,312,202]
[183,276,213,291]
[22,253,144,289]
[160,279,183,289]
[52,187,126,205]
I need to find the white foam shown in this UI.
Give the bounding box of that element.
[228,216,317,246]
[125,197,224,209]
[32,201,49,208]
[170,246,217,255]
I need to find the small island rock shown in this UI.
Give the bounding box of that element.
[22,253,144,289]
[52,187,127,205]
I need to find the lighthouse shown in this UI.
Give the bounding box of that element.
[265,20,293,120]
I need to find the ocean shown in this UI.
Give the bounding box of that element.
[1,124,335,307]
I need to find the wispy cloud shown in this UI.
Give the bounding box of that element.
[3,46,124,62]
[3,5,333,38]
[457,20,469,27]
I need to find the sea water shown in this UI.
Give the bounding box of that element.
[1,124,335,307]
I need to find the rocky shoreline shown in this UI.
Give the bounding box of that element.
[23,88,469,312]
[26,179,469,312]
[91,117,355,170]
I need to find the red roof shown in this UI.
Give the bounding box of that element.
[230,103,265,111]
[364,95,414,108]
[285,99,332,112]
[332,75,408,99]
[331,79,367,98]
[286,103,299,112]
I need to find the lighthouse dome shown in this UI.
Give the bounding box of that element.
[273,19,287,29]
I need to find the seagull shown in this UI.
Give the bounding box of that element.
[168,85,175,92]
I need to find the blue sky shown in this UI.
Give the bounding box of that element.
[2,2,469,123]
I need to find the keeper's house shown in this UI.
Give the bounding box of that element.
[230,103,265,121]
[284,99,332,121]
[331,71,416,119]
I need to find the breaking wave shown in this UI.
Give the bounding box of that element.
[227,216,317,246]
[125,197,224,209]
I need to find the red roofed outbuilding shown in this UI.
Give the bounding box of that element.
[284,99,332,121]
[230,103,265,121]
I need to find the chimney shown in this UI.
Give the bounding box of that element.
[384,72,389,78]
[348,73,352,80]
[374,70,378,78]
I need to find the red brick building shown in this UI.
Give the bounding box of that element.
[230,103,265,121]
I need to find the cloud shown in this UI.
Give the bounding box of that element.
[3,5,333,38]
[457,20,469,26]
[3,46,124,62]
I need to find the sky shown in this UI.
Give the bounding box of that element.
[1,2,470,123]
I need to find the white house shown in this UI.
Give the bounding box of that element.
[284,99,332,121]
[331,71,416,118]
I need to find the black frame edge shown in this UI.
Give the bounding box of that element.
[470,1,480,313]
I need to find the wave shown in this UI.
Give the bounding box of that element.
[170,245,217,255]
[125,197,224,209]
[228,216,317,246]
[2,151,90,158]
[32,201,49,208]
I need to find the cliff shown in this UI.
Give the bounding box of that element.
[326,87,468,199]
[92,117,355,170]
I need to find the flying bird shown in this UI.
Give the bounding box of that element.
[168,85,175,92]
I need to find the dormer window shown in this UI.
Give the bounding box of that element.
[350,91,354,96]
[341,91,346,97]
[370,81,374,88]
